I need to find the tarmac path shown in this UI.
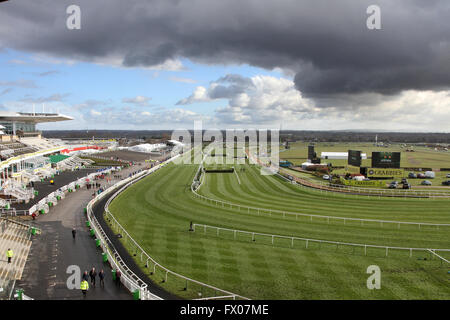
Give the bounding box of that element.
[14,164,148,300]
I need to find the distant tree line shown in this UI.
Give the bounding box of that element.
[43,130,450,144]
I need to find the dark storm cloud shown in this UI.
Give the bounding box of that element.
[1,0,449,98]
[209,74,255,99]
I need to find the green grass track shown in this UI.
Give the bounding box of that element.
[108,161,450,299]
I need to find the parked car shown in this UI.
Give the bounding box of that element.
[408,172,417,178]
[446,173,450,178]
[442,180,450,186]
[421,180,432,186]
[424,171,435,178]
[322,175,330,180]
[401,178,408,184]
[417,173,426,179]
[402,183,411,189]
[389,181,398,189]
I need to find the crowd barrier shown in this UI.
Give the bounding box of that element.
[95,150,249,300]
[193,151,450,230]
[192,223,450,259]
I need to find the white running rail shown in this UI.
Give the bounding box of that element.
[193,223,450,258]
[102,151,249,300]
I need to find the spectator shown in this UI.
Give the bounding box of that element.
[6,248,13,264]
[98,270,105,288]
[89,267,97,288]
[115,269,121,287]
[80,280,89,298]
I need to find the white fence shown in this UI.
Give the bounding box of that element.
[193,223,450,258]
[191,182,450,230]
[86,151,248,300]
[86,169,160,300]
[27,166,119,216]
[247,150,450,199]
[192,150,450,230]
[100,152,249,300]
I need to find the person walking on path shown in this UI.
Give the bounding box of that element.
[82,271,89,282]
[98,270,105,288]
[89,267,97,288]
[6,248,13,264]
[80,279,89,298]
[72,228,76,239]
[115,269,121,288]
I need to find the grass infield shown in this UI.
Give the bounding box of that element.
[107,156,450,299]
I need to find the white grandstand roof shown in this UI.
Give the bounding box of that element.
[0,111,73,123]
[168,140,185,146]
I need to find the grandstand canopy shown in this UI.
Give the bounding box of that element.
[0,112,73,123]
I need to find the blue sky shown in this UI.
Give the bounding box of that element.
[0,49,287,130]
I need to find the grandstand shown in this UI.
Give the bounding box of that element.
[0,219,35,299]
[0,112,73,205]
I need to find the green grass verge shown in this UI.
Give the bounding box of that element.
[108,158,450,299]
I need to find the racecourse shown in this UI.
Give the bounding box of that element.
[107,156,450,299]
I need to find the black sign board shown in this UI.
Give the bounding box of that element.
[348,150,362,167]
[371,152,401,168]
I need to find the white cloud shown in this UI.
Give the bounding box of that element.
[79,106,209,129]
[179,74,316,125]
[177,74,450,131]
[122,95,152,107]
[90,109,102,116]
[176,86,210,105]
[8,59,27,65]
[0,79,37,88]
[169,76,197,84]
